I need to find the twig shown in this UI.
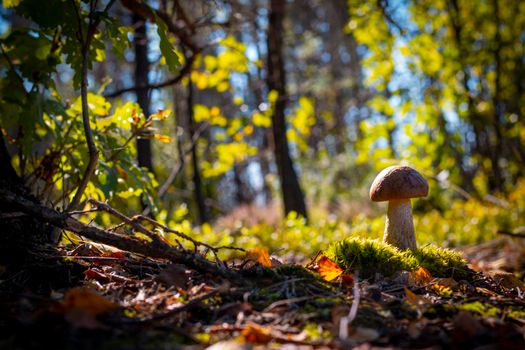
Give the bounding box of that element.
[339,271,360,340]
[262,295,314,313]
[88,199,162,244]
[67,0,117,211]
[497,230,525,238]
[128,286,224,323]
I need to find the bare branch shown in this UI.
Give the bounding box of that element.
[104,52,198,98]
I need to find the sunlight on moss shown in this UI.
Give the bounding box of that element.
[413,245,466,276]
[325,238,418,277]
[324,238,468,278]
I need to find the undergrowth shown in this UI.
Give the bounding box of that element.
[324,238,467,278]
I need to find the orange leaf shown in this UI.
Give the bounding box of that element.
[404,287,428,306]
[246,248,272,267]
[240,323,272,344]
[408,266,433,286]
[153,134,173,143]
[317,256,344,281]
[58,288,119,316]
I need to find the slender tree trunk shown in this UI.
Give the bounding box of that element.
[267,0,307,219]
[187,82,208,224]
[133,14,154,173]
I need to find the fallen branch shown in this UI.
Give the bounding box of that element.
[497,229,525,238]
[0,188,239,280]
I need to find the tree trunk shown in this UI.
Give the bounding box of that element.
[0,132,53,268]
[187,82,208,224]
[133,14,154,173]
[267,0,308,219]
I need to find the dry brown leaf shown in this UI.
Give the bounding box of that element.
[58,288,119,316]
[408,266,433,286]
[246,248,272,267]
[317,256,344,281]
[489,271,525,291]
[240,323,272,344]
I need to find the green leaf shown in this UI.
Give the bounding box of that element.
[153,13,181,74]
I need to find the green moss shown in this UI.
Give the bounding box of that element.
[325,238,418,278]
[325,237,468,278]
[413,244,467,277]
[508,309,525,319]
[457,301,501,317]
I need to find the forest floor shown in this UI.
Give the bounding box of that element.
[1,235,525,350]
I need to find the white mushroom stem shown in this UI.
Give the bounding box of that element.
[383,199,417,250]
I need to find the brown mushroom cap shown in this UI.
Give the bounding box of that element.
[369,165,428,202]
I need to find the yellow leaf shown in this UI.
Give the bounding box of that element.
[193,104,209,122]
[253,112,271,128]
[317,256,344,281]
[408,266,433,286]
[268,90,279,104]
[246,248,272,267]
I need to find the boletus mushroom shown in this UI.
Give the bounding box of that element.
[369,165,428,250]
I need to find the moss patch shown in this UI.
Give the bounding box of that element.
[325,238,467,278]
[413,244,467,277]
[325,238,418,277]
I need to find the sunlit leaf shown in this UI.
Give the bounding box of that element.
[317,256,344,281]
[246,248,272,267]
[153,13,181,74]
[408,266,433,286]
[240,323,272,344]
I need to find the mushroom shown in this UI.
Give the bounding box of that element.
[369,165,428,250]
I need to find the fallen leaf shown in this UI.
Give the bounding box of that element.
[408,266,433,286]
[52,288,119,329]
[84,268,109,281]
[404,287,428,306]
[57,288,119,316]
[240,323,272,344]
[317,256,344,281]
[489,271,525,291]
[246,248,272,267]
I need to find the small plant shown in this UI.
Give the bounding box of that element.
[325,237,468,278]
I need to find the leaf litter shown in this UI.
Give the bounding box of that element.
[2,237,525,349]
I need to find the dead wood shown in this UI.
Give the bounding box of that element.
[0,188,239,280]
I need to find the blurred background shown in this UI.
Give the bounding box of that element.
[1,0,524,259]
